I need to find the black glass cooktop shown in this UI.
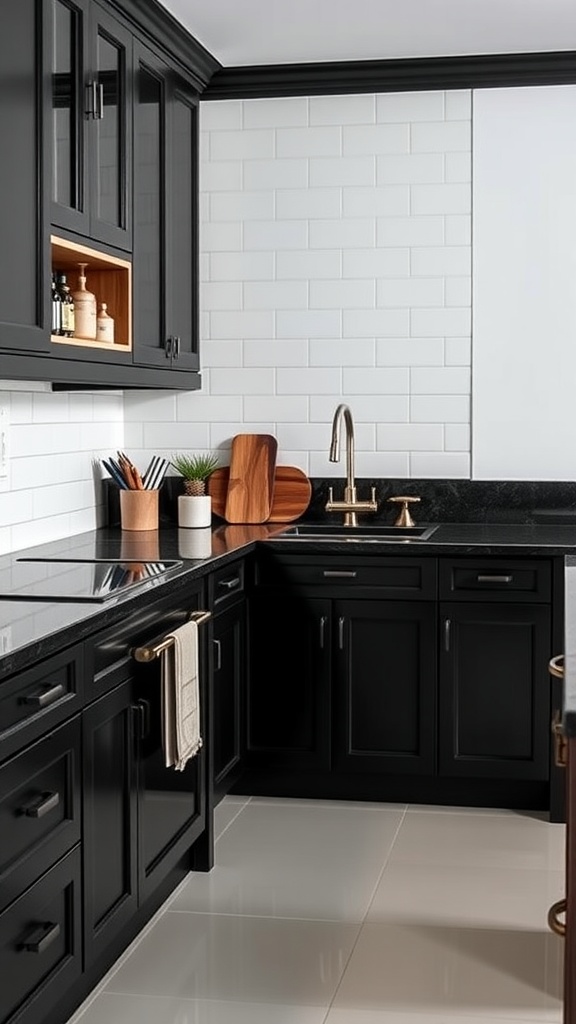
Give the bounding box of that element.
[0,558,183,603]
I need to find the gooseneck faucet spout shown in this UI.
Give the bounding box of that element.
[325,403,378,527]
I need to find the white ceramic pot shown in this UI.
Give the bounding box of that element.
[178,527,212,559]
[177,494,212,529]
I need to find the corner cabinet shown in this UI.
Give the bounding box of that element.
[0,0,50,355]
[132,42,200,372]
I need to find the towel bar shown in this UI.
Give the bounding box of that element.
[132,609,211,663]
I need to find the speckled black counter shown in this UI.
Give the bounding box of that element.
[563,556,576,736]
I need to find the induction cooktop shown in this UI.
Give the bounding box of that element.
[0,558,183,603]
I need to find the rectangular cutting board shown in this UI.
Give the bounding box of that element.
[224,433,278,524]
[208,465,312,523]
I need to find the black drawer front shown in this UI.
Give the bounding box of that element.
[439,559,552,602]
[0,719,81,914]
[209,561,245,610]
[0,647,83,762]
[0,846,82,1024]
[256,555,437,598]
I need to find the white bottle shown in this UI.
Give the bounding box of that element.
[96,302,114,343]
[72,263,97,339]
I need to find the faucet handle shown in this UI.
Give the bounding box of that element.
[387,495,421,528]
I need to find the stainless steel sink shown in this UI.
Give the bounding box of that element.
[276,524,439,542]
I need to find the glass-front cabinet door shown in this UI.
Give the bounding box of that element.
[50,0,132,251]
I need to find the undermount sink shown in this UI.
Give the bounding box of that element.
[277,524,439,542]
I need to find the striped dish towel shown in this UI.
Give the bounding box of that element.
[161,620,202,771]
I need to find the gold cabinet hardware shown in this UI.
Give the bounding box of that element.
[549,654,564,679]
[132,609,211,662]
[551,709,568,769]
[387,495,421,527]
[547,897,566,937]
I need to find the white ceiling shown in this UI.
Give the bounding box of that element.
[158,0,576,67]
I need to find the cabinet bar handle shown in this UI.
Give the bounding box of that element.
[213,638,222,671]
[96,81,104,120]
[21,922,61,954]
[132,610,211,662]
[444,618,451,652]
[476,575,513,583]
[338,616,345,650]
[218,577,240,590]
[173,336,181,359]
[85,81,96,117]
[21,791,60,819]
[319,615,327,649]
[165,336,173,358]
[323,570,357,578]
[22,683,66,708]
[549,655,564,679]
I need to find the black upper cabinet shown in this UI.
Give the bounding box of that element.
[133,43,199,371]
[50,0,132,251]
[0,0,50,354]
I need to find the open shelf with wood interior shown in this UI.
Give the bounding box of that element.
[51,236,132,353]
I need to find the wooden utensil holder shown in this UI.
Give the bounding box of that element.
[120,489,159,531]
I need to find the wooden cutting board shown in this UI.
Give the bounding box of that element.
[208,465,312,523]
[224,433,278,524]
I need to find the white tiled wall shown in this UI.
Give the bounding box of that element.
[0,388,124,555]
[126,89,472,481]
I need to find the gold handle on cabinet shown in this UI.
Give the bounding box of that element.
[547,898,566,937]
[551,709,568,769]
[549,655,564,679]
[132,610,211,662]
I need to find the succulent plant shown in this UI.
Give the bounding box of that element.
[170,452,220,496]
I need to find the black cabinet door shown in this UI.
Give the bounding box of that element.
[247,590,332,772]
[212,598,245,804]
[439,602,551,779]
[49,0,132,251]
[332,600,437,776]
[82,678,138,968]
[0,0,49,353]
[133,42,199,371]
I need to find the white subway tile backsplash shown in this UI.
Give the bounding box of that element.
[210,191,274,221]
[445,423,470,450]
[343,308,409,337]
[210,128,274,161]
[277,310,341,338]
[277,367,341,393]
[411,183,471,215]
[344,366,409,393]
[277,250,341,279]
[200,160,242,191]
[343,247,410,278]
[244,219,308,250]
[377,422,444,450]
[276,188,341,219]
[410,452,470,477]
[411,121,471,153]
[210,367,275,394]
[376,338,444,366]
[123,392,177,422]
[310,279,375,309]
[411,366,471,393]
[210,251,275,281]
[445,276,472,306]
[377,278,444,307]
[176,393,243,421]
[309,156,375,187]
[310,218,375,249]
[445,214,472,244]
[201,221,242,252]
[243,339,308,366]
[276,126,341,158]
[311,394,409,422]
[201,282,243,310]
[377,153,444,183]
[310,338,375,366]
[411,395,470,422]
[377,91,445,122]
[377,216,444,246]
[445,151,472,182]
[276,423,335,449]
[244,158,308,190]
[200,101,243,131]
[143,421,210,450]
[445,336,472,365]
[411,246,471,276]
[411,307,471,337]
[243,280,308,309]
[211,310,274,339]
[343,186,409,218]
[310,94,376,125]
[445,90,472,120]
[243,396,309,421]
[200,340,243,367]
[32,392,70,422]
[343,123,409,155]
[243,97,309,128]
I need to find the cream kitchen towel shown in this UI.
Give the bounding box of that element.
[161,619,202,771]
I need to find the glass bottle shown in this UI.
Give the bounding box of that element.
[96,302,114,343]
[51,273,62,336]
[71,262,97,339]
[55,273,75,337]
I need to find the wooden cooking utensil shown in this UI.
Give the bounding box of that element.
[208,465,312,523]
[224,433,278,524]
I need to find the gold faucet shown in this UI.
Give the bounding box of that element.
[325,404,378,527]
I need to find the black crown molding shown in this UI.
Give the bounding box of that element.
[110,0,221,91]
[202,50,576,100]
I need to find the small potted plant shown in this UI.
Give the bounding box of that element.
[171,452,220,529]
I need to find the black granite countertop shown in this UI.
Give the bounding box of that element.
[2,518,576,683]
[562,555,576,736]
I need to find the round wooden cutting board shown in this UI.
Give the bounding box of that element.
[208,465,312,523]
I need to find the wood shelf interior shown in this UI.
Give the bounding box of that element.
[51,236,132,351]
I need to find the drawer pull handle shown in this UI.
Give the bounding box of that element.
[549,655,564,679]
[547,898,566,937]
[22,683,66,708]
[476,575,513,584]
[22,922,61,954]
[338,616,345,650]
[319,615,327,649]
[444,618,451,652]
[218,577,240,590]
[21,791,60,819]
[323,570,357,578]
[213,638,222,671]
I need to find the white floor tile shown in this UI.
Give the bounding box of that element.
[325,1011,557,1024]
[105,911,359,1006]
[171,798,404,920]
[74,992,327,1024]
[214,795,250,840]
[331,921,563,1020]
